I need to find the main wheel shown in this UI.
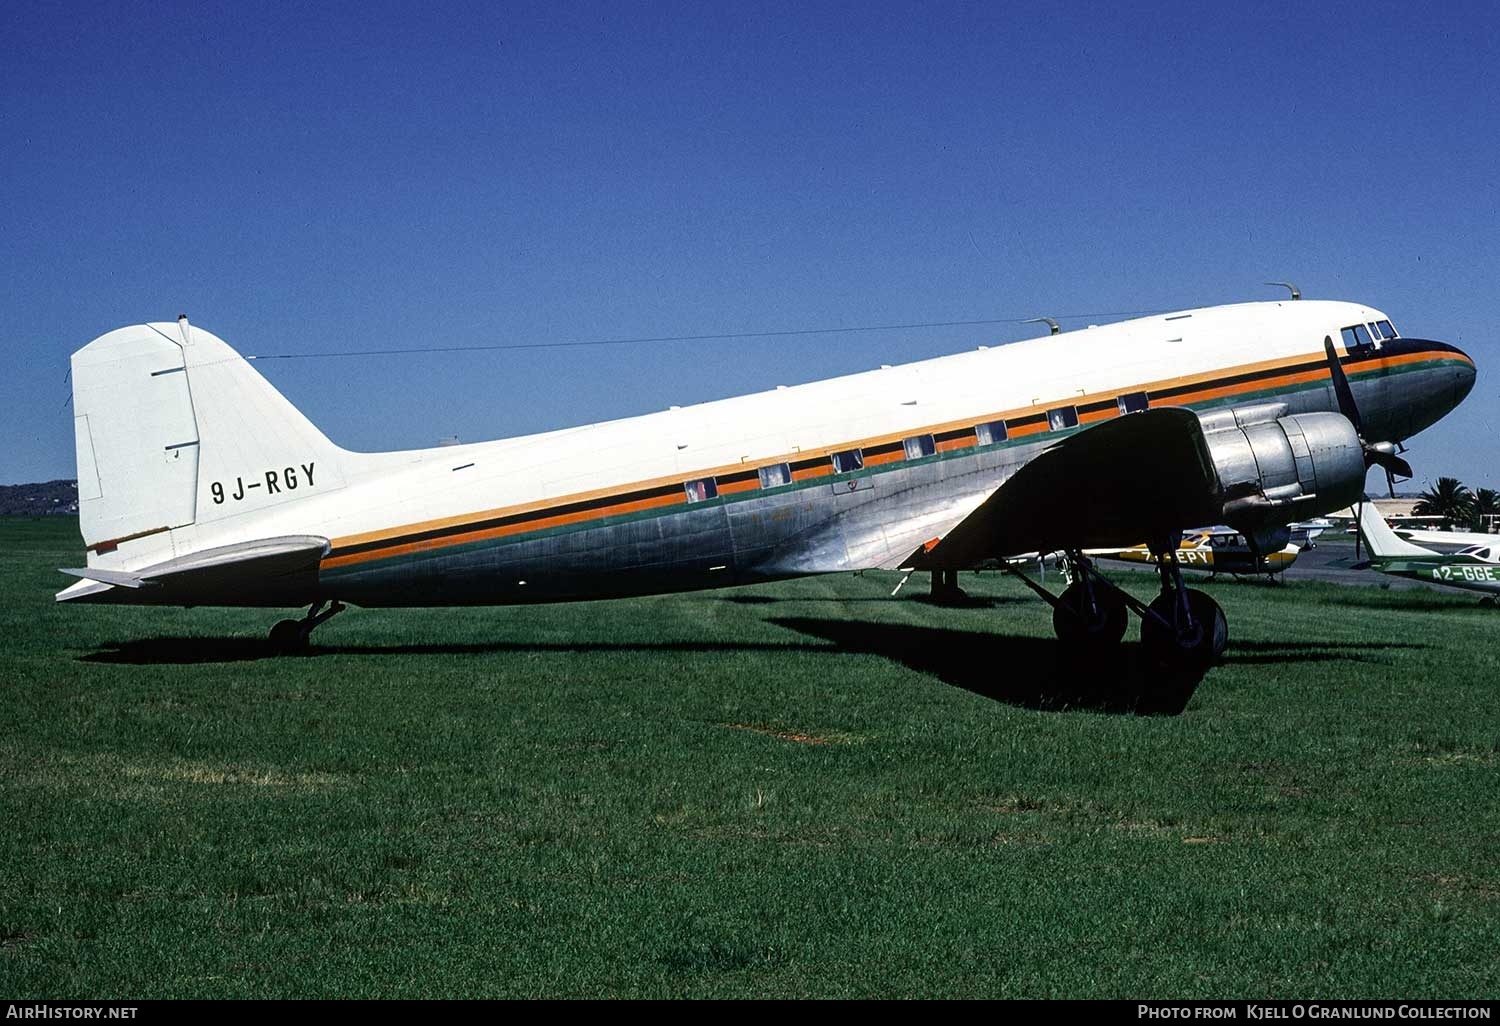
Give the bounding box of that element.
[268,619,309,655]
[1140,588,1227,668]
[1053,582,1129,649]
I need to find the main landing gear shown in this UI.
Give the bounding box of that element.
[1138,541,1227,669]
[267,599,345,655]
[1009,543,1227,669]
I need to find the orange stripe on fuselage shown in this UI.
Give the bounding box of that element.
[322,489,685,569]
[716,478,760,497]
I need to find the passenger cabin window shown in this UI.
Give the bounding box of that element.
[976,420,1008,446]
[1047,406,1079,431]
[684,477,718,503]
[830,448,865,474]
[757,462,792,489]
[1117,392,1149,415]
[903,434,936,460]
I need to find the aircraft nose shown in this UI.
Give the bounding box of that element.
[1453,344,1477,405]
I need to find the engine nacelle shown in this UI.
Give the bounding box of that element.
[1198,403,1366,536]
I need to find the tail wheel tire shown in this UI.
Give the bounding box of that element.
[1053,582,1129,648]
[268,619,309,655]
[1141,589,1227,667]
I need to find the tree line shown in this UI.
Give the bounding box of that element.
[1412,477,1500,531]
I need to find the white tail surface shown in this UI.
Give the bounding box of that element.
[1357,501,1436,559]
[70,318,348,553]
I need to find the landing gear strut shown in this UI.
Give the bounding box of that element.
[1051,553,1128,650]
[929,569,969,604]
[1139,537,1227,669]
[1008,542,1227,670]
[1009,551,1130,653]
[268,599,345,655]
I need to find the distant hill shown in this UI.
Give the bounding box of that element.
[0,480,78,516]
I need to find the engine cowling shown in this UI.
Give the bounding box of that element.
[1198,403,1366,540]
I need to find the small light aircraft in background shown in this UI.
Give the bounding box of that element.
[1289,519,1334,549]
[1090,528,1301,581]
[1393,525,1500,549]
[1356,503,1500,606]
[57,299,1475,675]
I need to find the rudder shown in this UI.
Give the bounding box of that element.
[70,317,347,559]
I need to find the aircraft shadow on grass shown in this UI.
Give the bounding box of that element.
[78,637,836,666]
[80,620,1427,718]
[765,618,1429,717]
[719,593,1021,609]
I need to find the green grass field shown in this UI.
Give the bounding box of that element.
[3,516,1497,998]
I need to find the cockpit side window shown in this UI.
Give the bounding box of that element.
[1376,319,1397,340]
[1352,324,1373,348]
[1341,326,1360,350]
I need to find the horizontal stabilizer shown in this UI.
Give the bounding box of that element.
[56,535,330,606]
[59,567,149,588]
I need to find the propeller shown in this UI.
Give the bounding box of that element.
[1323,335,1416,564]
[1354,496,1363,562]
[1322,336,1414,481]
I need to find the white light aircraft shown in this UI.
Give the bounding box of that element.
[57,300,1476,672]
[1356,503,1500,604]
[1395,526,1500,548]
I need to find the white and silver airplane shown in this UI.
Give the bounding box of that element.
[1395,525,1500,549]
[57,300,1476,670]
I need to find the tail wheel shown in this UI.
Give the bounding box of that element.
[1141,589,1227,667]
[268,619,309,655]
[1053,582,1128,648]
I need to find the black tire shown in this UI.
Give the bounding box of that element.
[1140,589,1227,668]
[1053,582,1129,649]
[268,619,309,655]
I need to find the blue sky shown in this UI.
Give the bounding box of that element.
[3,0,1496,492]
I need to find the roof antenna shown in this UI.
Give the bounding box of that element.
[1024,316,1060,335]
[1264,281,1301,300]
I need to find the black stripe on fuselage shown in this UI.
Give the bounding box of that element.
[332,480,686,558]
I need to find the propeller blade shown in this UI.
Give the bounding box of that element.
[1323,335,1364,436]
[1368,448,1413,481]
[1354,498,1363,561]
[1386,467,1396,500]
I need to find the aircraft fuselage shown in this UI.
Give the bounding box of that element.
[60,300,1476,608]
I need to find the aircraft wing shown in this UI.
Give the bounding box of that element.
[57,535,329,606]
[907,408,1224,570]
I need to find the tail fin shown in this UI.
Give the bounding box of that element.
[1356,501,1435,560]
[71,317,347,559]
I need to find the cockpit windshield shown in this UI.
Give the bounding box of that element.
[1340,319,1399,353]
